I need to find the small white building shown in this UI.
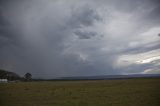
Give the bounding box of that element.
[0,79,8,83]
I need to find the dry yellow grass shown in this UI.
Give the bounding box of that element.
[0,78,160,106]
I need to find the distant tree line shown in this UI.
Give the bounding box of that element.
[0,69,20,81]
[0,69,32,82]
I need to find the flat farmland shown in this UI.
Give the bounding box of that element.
[0,78,160,106]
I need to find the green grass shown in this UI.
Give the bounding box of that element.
[0,78,160,106]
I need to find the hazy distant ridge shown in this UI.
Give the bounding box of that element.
[60,74,160,80]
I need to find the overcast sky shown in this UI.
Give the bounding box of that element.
[0,0,160,78]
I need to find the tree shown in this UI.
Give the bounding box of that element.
[24,73,32,81]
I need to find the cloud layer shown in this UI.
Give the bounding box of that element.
[0,0,160,78]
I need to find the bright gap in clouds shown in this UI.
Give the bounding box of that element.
[116,49,160,74]
[136,56,160,64]
[117,49,160,65]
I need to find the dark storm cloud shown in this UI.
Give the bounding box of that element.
[132,0,160,27]
[69,5,102,28]
[0,11,8,26]
[0,8,9,37]
[74,30,97,39]
[0,0,159,78]
[148,5,160,24]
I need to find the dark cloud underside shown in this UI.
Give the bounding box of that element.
[0,0,160,78]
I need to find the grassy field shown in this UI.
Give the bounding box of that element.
[0,78,160,106]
